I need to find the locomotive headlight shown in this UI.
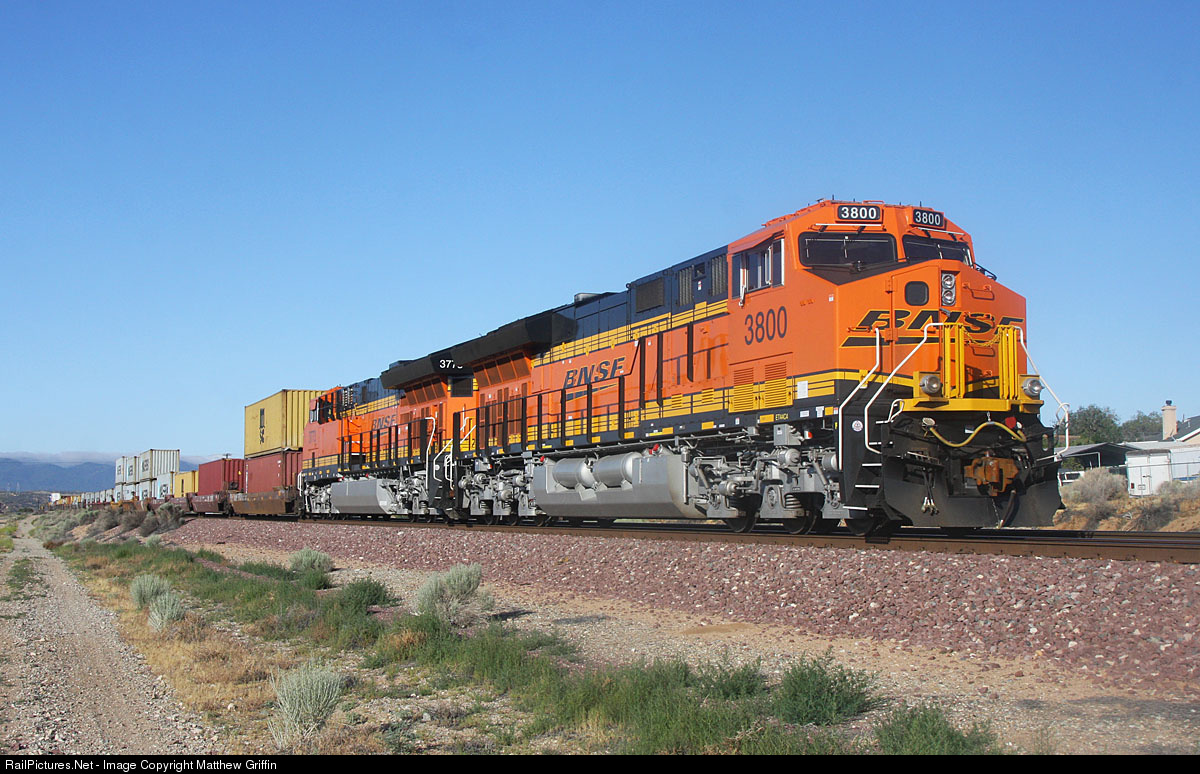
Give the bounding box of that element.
[1022,377,1044,399]
[940,272,957,305]
[920,374,943,396]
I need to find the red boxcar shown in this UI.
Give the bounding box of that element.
[197,458,245,495]
[244,451,302,493]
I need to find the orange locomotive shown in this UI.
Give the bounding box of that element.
[299,200,1063,534]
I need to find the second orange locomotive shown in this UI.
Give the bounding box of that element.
[298,200,1063,534]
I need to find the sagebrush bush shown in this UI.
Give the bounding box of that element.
[77,509,100,525]
[93,512,119,533]
[1062,469,1128,505]
[119,511,146,532]
[155,503,184,532]
[289,548,333,573]
[138,514,161,537]
[1129,500,1177,531]
[32,512,82,542]
[145,534,162,547]
[416,563,494,627]
[131,574,172,608]
[1157,479,1200,509]
[269,663,345,751]
[148,592,186,631]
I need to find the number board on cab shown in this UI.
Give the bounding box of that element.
[911,208,945,228]
[836,204,882,222]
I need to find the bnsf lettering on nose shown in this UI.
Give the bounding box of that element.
[563,357,626,388]
[856,309,1024,334]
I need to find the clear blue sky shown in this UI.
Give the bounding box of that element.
[2,1,1197,457]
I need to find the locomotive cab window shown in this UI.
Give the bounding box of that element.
[902,236,971,264]
[732,238,783,297]
[800,233,896,267]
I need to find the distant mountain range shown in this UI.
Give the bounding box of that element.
[0,455,201,494]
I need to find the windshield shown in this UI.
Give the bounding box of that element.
[902,236,971,264]
[799,233,896,267]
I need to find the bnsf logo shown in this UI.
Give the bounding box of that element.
[371,417,397,430]
[563,356,627,389]
[842,309,1024,346]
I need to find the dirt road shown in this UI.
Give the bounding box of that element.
[0,520,216,754]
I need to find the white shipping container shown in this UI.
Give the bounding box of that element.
[135,449,180,483]
[115,457,127,485]
[126,458,137,483]
[152,476,173,500]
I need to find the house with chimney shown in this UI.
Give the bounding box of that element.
[1162,400,1200,445]
[1124,401,1200,496]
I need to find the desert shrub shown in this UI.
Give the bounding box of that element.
[298,569,331,590]
[336,578,390,611]
[131,574,171,608]
[289,548,333,573]
[874,704,1000,755]
[138,514,161,537]
[148,592,186,631]
[31,512,81,542]
[145,534,162,547]
[693,658,766,700]
[1157,479,1200,509]
[1061,469,1128,505]
[773,650,878,725]
[311,580,390,650]
[77,509,100,525]
[155,503,184,532]
[93,512,119,533]
[1129,500,1177,531]
[119,511,146,533]
[416,563,494,628]
[269,663,345,751]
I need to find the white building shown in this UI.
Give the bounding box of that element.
[1125,442,1200,497]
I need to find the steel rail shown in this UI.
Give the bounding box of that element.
[218,514,1200,564]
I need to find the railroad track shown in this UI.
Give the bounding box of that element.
[218,514,1200,564]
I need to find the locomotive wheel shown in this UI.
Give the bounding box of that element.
[502,512,522,526]
[479,511,499,526]
[845,514,898,537]
[723,511,758,533]
[809,515,837,534]
[844,516,874,536]
[782,509,817,535]
[532,513,557,528]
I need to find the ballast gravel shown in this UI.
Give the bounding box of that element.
[173,519,1199,695]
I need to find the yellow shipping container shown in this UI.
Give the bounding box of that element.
[244,389,322,458]
[174,470,198,496]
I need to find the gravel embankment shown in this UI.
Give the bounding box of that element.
[0,526,217,754]
[174,519,1199,695]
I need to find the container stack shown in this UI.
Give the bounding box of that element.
[115,449,180,501]
[243,390,320,494]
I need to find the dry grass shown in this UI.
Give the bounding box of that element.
[79,572,300,753]
[313,722,389,754]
